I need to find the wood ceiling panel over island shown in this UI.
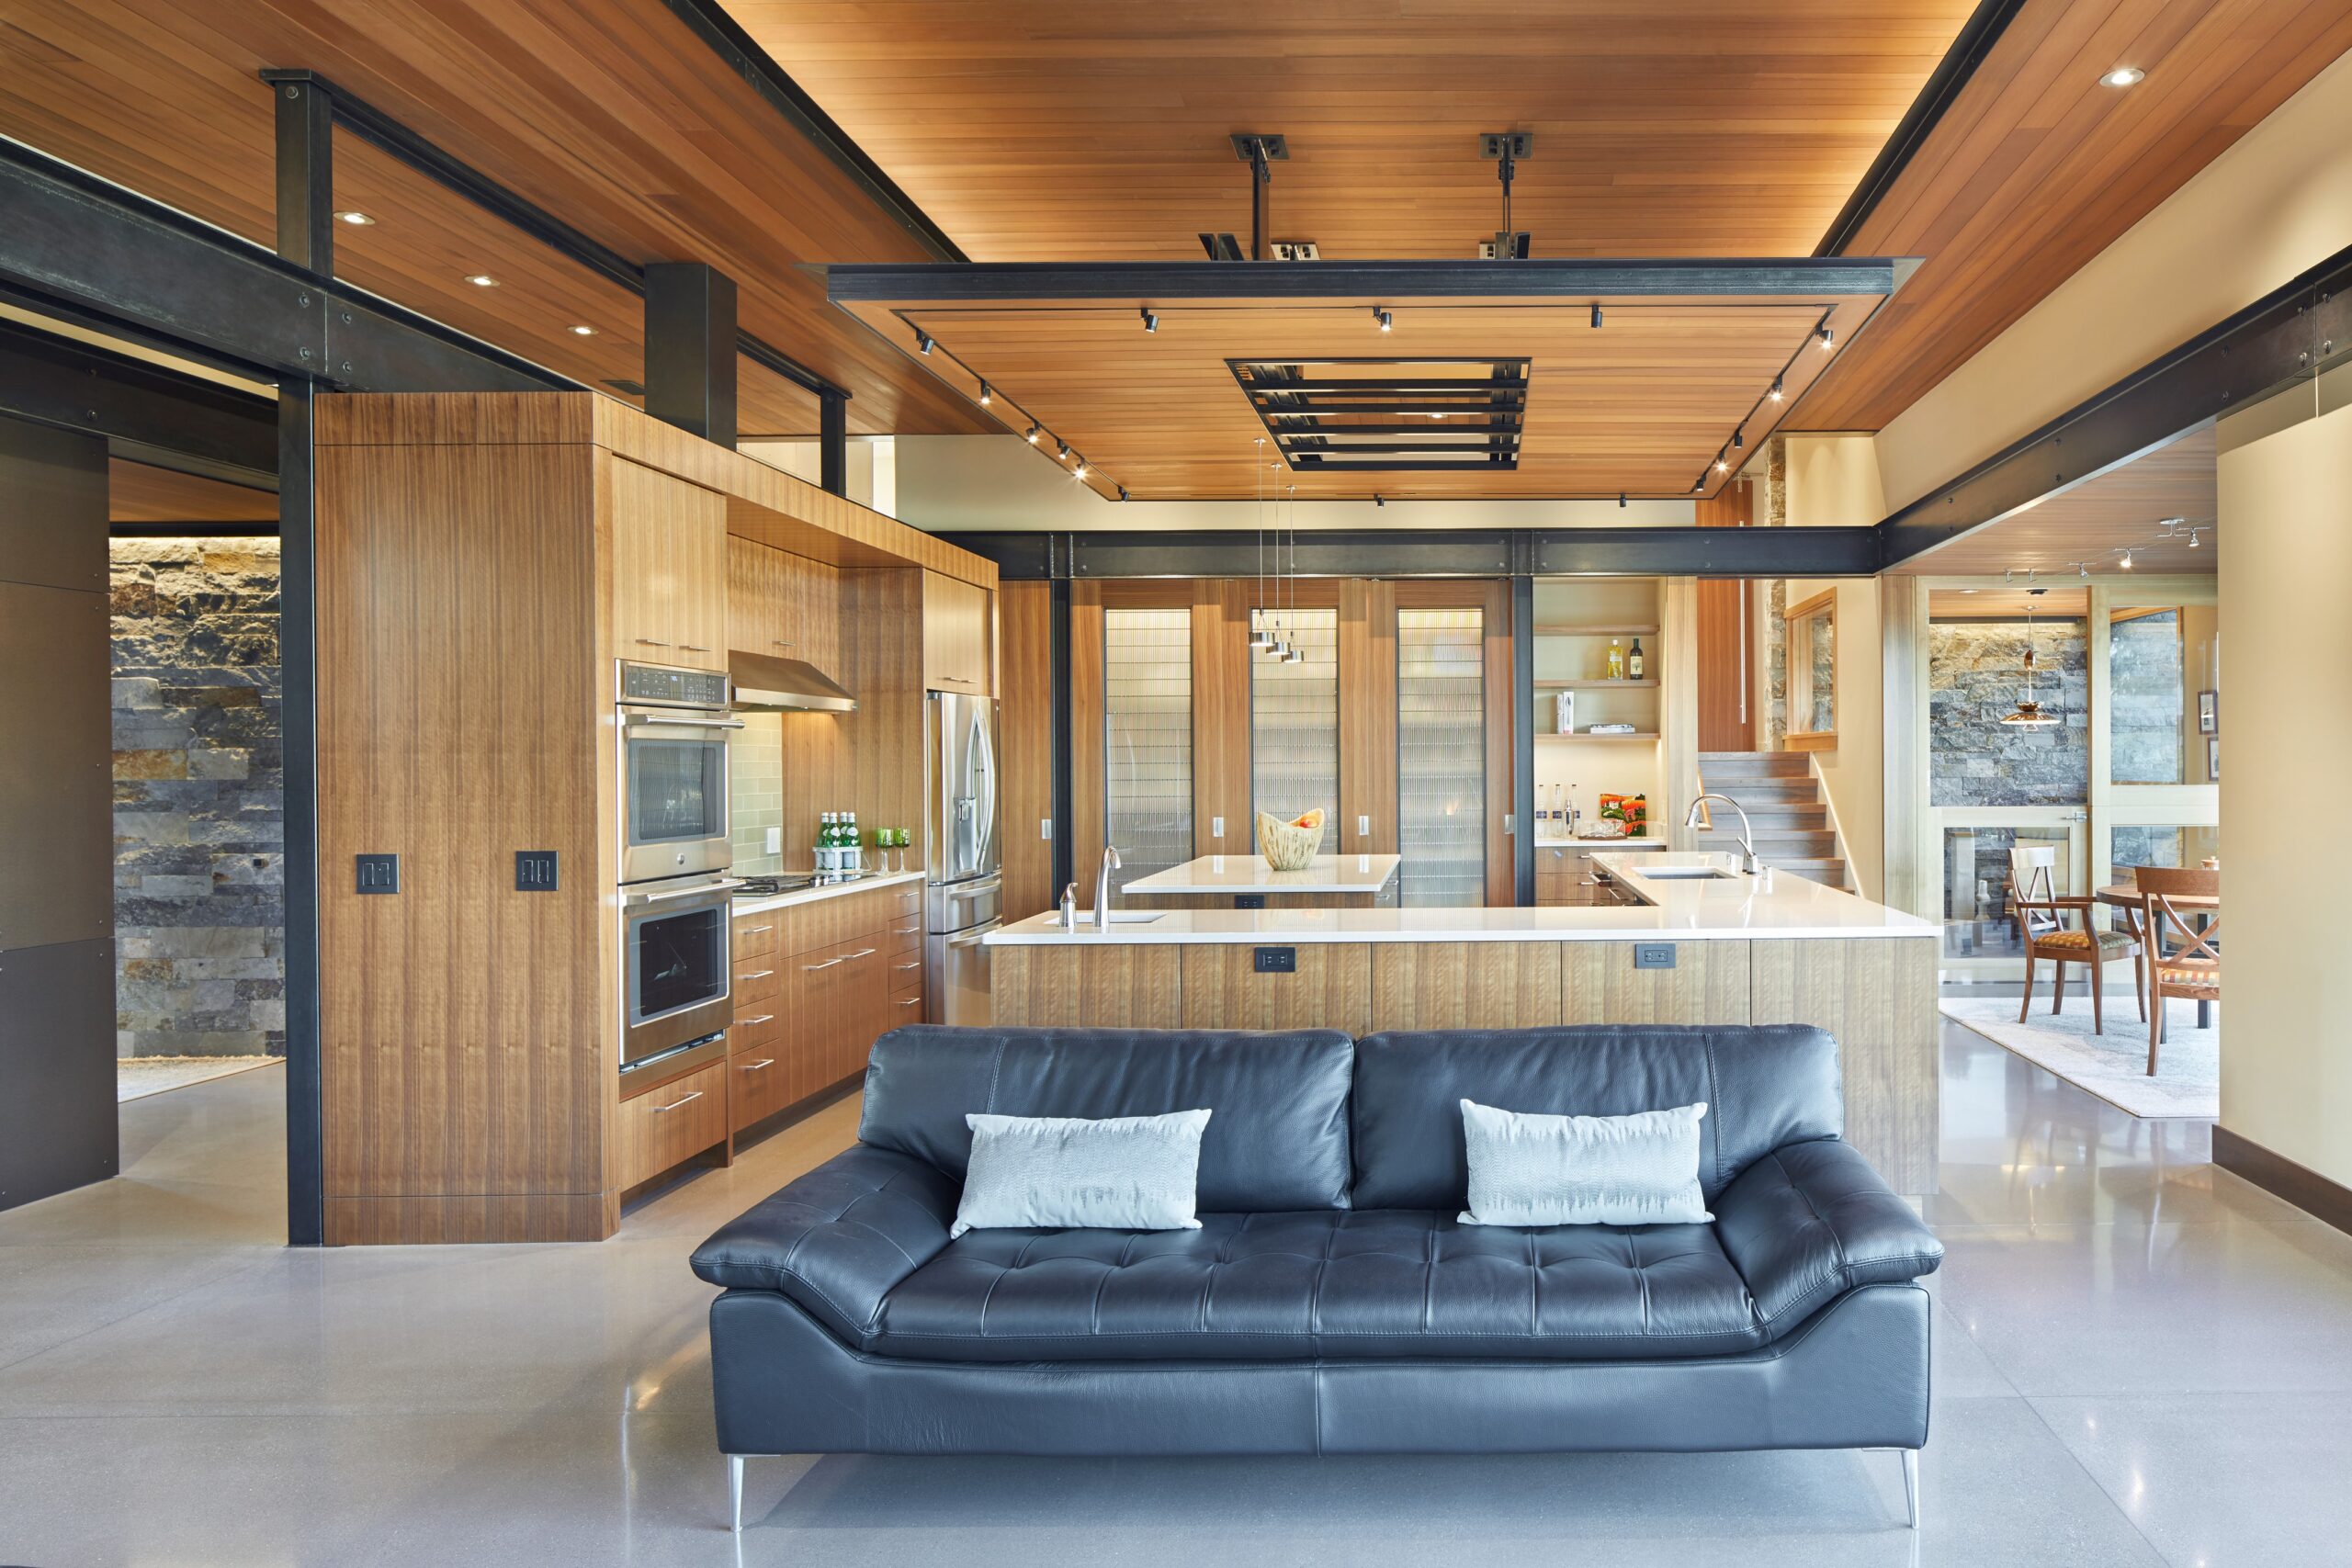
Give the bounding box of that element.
[721,1,1978,261]
[0,0,991,435]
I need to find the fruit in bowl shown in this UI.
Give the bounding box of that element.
[1257,809,1326,871]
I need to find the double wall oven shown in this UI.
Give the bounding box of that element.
[616,660,741,1076]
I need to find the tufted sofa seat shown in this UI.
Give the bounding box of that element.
[694,1023,1942,1522]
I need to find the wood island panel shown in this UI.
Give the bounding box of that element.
[992,945,1182,1030]
[1180,944,1372,1035]
[1369,942,1565,1032]
[1751,938,1939,1197]
[1561,942,1751,1026]
[997,580,1056,921]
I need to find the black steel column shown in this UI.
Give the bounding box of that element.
[1049,574,1074,897]
[1511,574,1535,906]
[644,263,738,448]
[271,73,330,1247]
[820,389,847,496]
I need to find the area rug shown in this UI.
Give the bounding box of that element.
[1939,998,2217,1120]
[117,1056,279,1102]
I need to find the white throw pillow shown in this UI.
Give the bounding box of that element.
[952,1110,1213,1237]
[1457,1099,1713,1227]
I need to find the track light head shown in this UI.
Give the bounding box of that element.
[1590,302,1603,329]
[1769,376,1785,402]
[1141,308,1158,333]
[1733,427,1745,450]
[1374,307,1393,332]
[1374,493,1385,508]
[2120,548,2133,569]
[1618,491,1627,509]
[1714,450,1729,473]
[1056,441,1069,459]
[915,331,934,355]
[1118,485,1130,502]
[1816,325,1835,351]
[1024,423,1039,444]
[1073,457,1088,479]
[1691,477,1704,493]
[978,381,991,406]
[2188,528,2200,547]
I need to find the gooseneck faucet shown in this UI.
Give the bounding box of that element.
[1685,794,1763,875]
[1093,846,1122,931]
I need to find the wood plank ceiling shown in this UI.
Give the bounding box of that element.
[1889,423,2216,578]
[0,0,992,437]
[726,1,1980,261]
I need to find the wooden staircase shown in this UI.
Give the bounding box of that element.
[1692,751,1852,889]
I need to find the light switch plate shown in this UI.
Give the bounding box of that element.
[1634,943,1677,970]
[1041,818,1053,840]
[1212,816,1226,839]
[355,853,399,895]
[1357,814,1371,837]
[764,827,782,856]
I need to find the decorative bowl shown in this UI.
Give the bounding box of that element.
[1257,810,1325,871]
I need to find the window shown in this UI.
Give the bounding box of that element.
[1250,605,1338,851]
[1786,590,1837,747]
[1103,608,1193,890]
[1397,608,1485,906]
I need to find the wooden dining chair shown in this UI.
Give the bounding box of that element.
[2137,864,2221,1076]
[2010,846,2142,1034]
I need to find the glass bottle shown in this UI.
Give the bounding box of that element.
[1606,638,1625,680]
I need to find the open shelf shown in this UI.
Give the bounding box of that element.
[1532,623,1659,637]
[1535,678,1658,689]
[1536,731,1661,741]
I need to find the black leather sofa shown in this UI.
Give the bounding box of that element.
[693,1023,1942,1532]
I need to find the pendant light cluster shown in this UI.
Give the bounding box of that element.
[1999,570,2058,728]
[1250,443,1305,663]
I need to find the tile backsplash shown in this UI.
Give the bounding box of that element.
[729,714,784,876]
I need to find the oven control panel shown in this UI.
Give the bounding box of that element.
[618,660,730,709]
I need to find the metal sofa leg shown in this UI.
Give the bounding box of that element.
[1903,1448,1921,1531]
[729,1453,744,1534]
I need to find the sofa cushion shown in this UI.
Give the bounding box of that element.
[860,1025,1355,1211]
[866,1209,1768,1362]
[1351,1026,1841,1209]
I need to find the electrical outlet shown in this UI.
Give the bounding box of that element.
[1236,894,1267,910]
[1212,816,1226,840]
[1634,943,1677,970]
[514,850,559,892]
[1253,945,1296,974]
[1357,814,1371,838]
[355,853,399,895]
[764,827,782,856]
[1040,818,1054,840]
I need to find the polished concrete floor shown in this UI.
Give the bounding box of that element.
[3,1025,2348,1568]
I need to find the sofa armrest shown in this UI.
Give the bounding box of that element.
[690,1145,958,1345]
[1713,1138,1944,1331]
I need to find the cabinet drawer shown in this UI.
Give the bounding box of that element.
[616,1059,728,1189]
[884,947,925,993]
[730,1048,794,1131]
[731,953,783,1006]
[885,979,926,1027]
[785,886,895,954]
[884,914,926,956]
[732,913,781,960]
[729,1004,784,1054]
[892,884,923,919]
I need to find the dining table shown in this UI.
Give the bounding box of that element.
[2095,877,2220,1027]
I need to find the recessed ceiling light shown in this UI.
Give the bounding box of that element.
[334,209,374,226]
[2100,66,2144,87]
[465,274,498,288]
[569,324,595,336]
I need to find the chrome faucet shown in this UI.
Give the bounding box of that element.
[1093,846,1122,931]
[1059,882,1080,931]
[1685,794,1763,875]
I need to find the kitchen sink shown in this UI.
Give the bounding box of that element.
[1635,866,1738,880]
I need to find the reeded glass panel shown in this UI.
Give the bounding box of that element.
[1939,825,2073,960]
[1250,606,1339,852]
[1397,608,1486,906]
[1103,608,1193,890]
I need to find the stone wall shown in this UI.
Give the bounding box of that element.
[1928,618,2089,807]
[110,538,285,1058]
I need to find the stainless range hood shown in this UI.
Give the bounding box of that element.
[729,649,858,714]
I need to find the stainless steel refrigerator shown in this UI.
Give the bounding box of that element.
[924,691,1001,1026]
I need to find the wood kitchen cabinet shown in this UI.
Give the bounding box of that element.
[727,534,840,671]
[613,457,726,671]
[1535,844,1655,906]
[922,570,991,694]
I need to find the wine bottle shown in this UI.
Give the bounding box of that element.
[1628,637,1645,679]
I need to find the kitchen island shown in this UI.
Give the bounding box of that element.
[985,852,1939,1193]
[1123,852,1401,908]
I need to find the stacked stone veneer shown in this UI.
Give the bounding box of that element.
[109,538,284,1058]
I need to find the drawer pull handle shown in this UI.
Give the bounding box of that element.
[803,958,843,971]
[740,1058,775,1072]
[740,924,774,935]
[680,644,713,652]
[895,962,921,972]
[845,947,877,959]
[737,1013,775,1026]
[895,923,922,934]
[651,1089,703,1113]
[738,968,775,980]
[897,998,920,1008]
[634,638,672,648]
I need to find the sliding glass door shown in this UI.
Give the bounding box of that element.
[1396,606,1486,906]
[1102,606,1193,891]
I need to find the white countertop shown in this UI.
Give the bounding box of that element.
[986,852,1936,945]
[1532,836,1669,850]
[731,868,923,917]
[1123,853,1402,895]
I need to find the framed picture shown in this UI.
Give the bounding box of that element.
[2208,736,2221,781]
[2197,689,2218,734]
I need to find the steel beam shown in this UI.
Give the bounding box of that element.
[0,322,276,486]
[820,390,847,495]
[645,263,740,448]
